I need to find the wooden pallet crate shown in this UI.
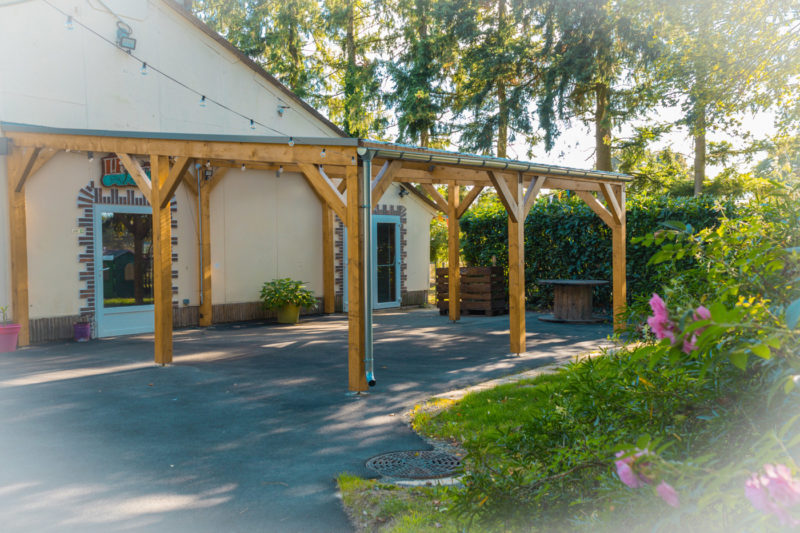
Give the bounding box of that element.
[436,266,508,316]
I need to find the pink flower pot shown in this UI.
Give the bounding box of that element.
[0,323,21,353]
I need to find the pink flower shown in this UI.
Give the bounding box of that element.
[647,294,676,343]
[615,449,651,488]
[682,305,712,354]
[745,464,800,526]
[657,481,680,507]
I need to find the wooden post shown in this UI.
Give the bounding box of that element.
[322,204,335,314]
[612,185,626,331]
[447,184,461,321]
[150,155,173,365]
[4,147,32,346]
[346,164,367,391]
[198,175,212,327]
[508,174,525,353]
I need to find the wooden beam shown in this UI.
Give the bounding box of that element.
[600,183,622,225]
[204,167,228,193]
[116,153,152,203]
[298,162,347,224]
[419,183,448,212]
[181,167,198,196]
[507,173,526,354]
[612,185,627,332]
[447,184,461,321]
[159,156,192,208]
[371,160,403,204]
[15,148,59,192]
[9,131,356,166]
[542,177,601,192]
[5,147,31,346]
[575,190,615,228]
[488,171,519,222]
[322,203,335,314]
[337,178,347,194]
[456,186,484,218]
[198,175,212,327]
[150,155,173,365]
[522,176,545,217]
[346,165,367,391]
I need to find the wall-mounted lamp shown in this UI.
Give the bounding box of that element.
[277,105,290,117]
[117,21,136,52]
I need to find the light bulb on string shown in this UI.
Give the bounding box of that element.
[199,95,206,107]
[87,151,94,162]
[140,62,148,75]
[288,137,295,147]
[250,119,256,130]
[241,163,246,172]
[277,166,283,178]
[66,15,74,30]
[320,148,326,158]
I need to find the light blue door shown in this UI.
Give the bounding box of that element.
[94,205,155,337]
[343,215,402,310]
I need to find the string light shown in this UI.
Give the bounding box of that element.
[320,148,326,158]
[87,151,94,162]
[205,160,211,169]
[199,95,206,107]
[250,119,256,130]
[241,163,246,171]
[65,15,74,30]
[277,165,283,178]
[140,61,148,75]
[288,137,295,147]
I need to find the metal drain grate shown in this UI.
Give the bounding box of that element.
[365,450,461,479]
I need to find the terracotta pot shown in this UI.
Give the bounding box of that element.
[0,323,21,353]
[74,322,91,342]
[276,304,300,324]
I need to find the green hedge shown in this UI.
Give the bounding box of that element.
[459,194,738,310]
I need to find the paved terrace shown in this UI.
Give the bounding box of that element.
[0,309,612,532]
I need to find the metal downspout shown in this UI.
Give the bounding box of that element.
[359,148,376,387]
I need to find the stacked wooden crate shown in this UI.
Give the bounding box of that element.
[436,266,507,316]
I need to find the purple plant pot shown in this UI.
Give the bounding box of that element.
[74,322,91,342]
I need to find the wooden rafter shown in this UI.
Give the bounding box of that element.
[159,156,192,208]
[488,171,519,222]
[181,168,199,196]
[600,183,622,225]
[456,186,485,219]
[419,183,448,213]
[522,176,545,217]
[116,153,152,203]
[575,190,615,228]
[371,160,403,203]
[8,131,355,166]
[298,162,347,224]
[204,166,229,193]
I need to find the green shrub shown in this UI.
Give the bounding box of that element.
[259,278,317,310]
[459,194,737,311]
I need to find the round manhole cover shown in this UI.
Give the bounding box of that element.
[365,450,461,479]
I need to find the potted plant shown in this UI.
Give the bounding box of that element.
[259,278,317,324]
[0,306,21,353]
[73,314,92,342]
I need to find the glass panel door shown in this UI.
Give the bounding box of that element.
[94,206,156,337]
[373,216,401,308]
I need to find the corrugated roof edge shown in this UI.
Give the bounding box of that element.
[0,122,359,146]
[162,0,347,139]
[359,140,632,182]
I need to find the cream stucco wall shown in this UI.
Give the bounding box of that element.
[0,0,435,328]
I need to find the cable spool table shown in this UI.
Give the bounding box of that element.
[537,279,609,323]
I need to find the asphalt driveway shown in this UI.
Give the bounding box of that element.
[0,309,611,532]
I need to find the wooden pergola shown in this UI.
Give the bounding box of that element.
[2,123,631,391]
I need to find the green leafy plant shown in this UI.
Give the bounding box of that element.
[259,278,317,310]
[0,305,10,325]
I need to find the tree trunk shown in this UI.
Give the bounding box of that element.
[595,83,612,171]
[419,0,430,148]
[496,0,508,158]
[344,0,357,136]
[693,104,706,196]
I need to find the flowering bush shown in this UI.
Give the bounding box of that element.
[745,464,800,526]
